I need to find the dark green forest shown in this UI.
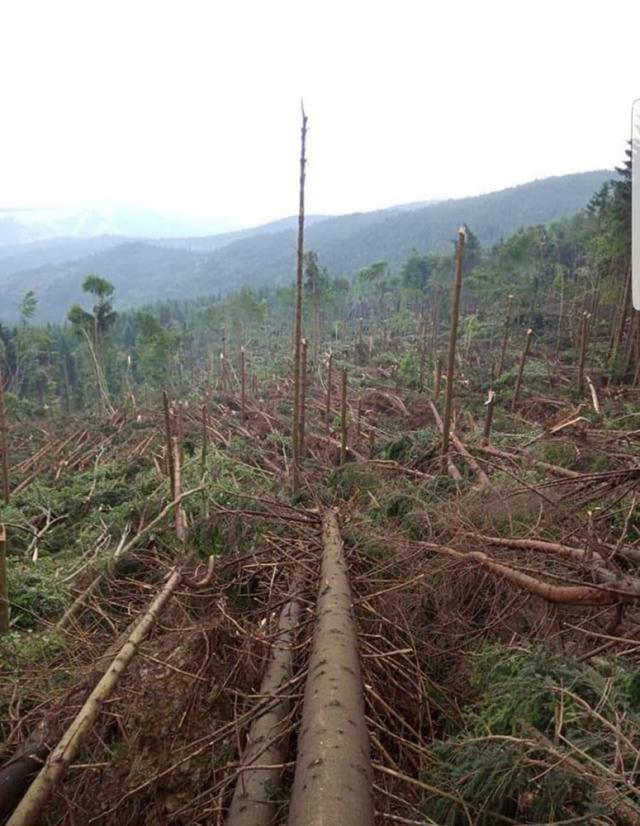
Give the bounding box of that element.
[0,163,627,416]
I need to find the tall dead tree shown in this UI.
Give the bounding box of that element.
[440,227,466,473]
[0,524,8,634]
[240,346,247,421]
[325,350,333,434]
[0,368,9,504]
[340,367,348,465]
[577,312,590,396]
[483,389,496,446]
[497,294,514,377]
[162,391,175,498]
[512,328,533,410]
[291,104,308,495]
[298,338,308,458]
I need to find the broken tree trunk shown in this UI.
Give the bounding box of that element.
[497,294,514,377]
[441,227,465,473]
[291,104,308,496]
[162,391,175,498]
[0,524,8,633]
[325,350,333,435]
[172,435,186,543]
[240,346,247,422]
[226,580,301,826]
[6,569,184,826]
[339,367,348,465]
[0,368,9,504]
[577,312,589,396]
[429,401,463,483]
[287,511,374,826]
[512,328,533,411]
[482,389,496,446]
[299,338,307,458]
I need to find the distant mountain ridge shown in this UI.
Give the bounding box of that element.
[0,170,613,322]
[0,206,241,246]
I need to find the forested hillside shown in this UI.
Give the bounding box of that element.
[0,169,611,321]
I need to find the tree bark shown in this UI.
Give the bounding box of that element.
[287,511,373,826]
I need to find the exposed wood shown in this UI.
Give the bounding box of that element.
[0,368,10,504]
[0,524,8,633]
[340,367,348,465]
[226,580,300,826]
[441,228,465,472]
[482,389,496,446]
[511,328,533,410]
[497,294,513,377]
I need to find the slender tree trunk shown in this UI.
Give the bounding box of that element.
[512,328,533,410]
[291,105,308,496]
[299,339,308,458]
[610,266,631,365]
[434,356,442,400]
[6,571,184,826]
[497,294,513,377]
[172,436,186,543]
[162,392,175,497]
[555,272,565,361]
[482,389,496,446]
[240,346,247,421]
[0,525,8,634]
[340,367,348,465]
[441,228,465,473]
[201,404,209,519]
[418,306,428,392]
[577,312,589,396]
[325,350,333,435]
[0,369,10,504]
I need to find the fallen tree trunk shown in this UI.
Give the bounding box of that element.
[475,533,640,598]
[475,443,580,479]
[6,569,184,826]
[415,540,622,606]
[287,510,374,826]
[226,578,300,826]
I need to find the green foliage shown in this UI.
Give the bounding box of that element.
[425,645,640,824]
[7,558,70,629]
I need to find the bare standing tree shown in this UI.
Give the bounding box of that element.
[292,103,308,495]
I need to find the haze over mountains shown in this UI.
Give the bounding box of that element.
[0,169,612,323]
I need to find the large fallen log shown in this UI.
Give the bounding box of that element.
[6,569,184,826]
[226,578,300,826]
[416,540,622,606]
[287,510,374,826]
[475,443,580,479]
[474,533,640,598]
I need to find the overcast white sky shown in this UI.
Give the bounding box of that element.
[0,0,637,228]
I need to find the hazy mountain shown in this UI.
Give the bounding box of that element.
[156,214,330,253]
[0,170,612,322]
[0,206,240,246]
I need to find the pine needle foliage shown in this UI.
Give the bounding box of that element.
[425,645,640,824]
